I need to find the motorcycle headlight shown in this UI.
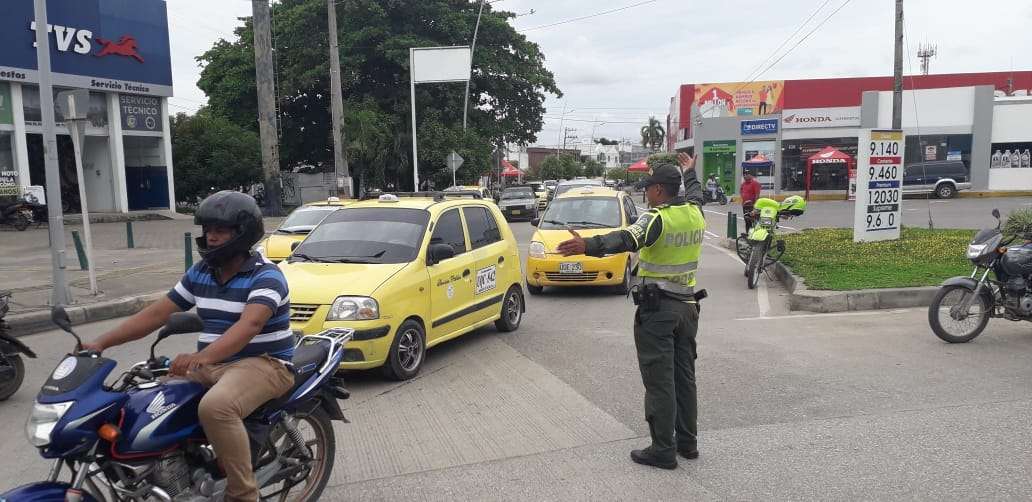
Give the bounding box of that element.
[326,296,379,321]
[760,216,774,227]
[25,401,73,447]
[966,244,987,259]
[529,241,546,259]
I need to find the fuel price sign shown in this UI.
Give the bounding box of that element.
[854,129,905,242]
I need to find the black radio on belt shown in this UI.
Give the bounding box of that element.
[631,283,663,311]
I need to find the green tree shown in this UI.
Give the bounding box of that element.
[646,152,679,169]
[582,159,605,178]
[170,110,262,203]
[196,0,561,189]
[640,116,665,152]
[594,137,619,146]
[538,153,581,180]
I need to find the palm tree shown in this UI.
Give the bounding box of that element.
[640,116,665,152]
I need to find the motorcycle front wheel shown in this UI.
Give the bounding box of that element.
[746,242,765,289]
[928,285,991,343]
[0,355,25,401]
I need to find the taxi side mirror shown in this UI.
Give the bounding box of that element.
[291,241,301,251]
[427,243,455,266]
[530,217,540,227]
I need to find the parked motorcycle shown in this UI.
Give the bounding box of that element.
[23,192,48,228]
[928,209,1032,343]
[736,196,807,289]
[703,185,729,205]
[0,291,37,401]
[0,198,34,231]
[1,306,352,501]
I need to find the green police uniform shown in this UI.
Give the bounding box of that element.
[583,165,706,465]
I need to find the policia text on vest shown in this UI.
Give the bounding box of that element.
[557,157,707,469]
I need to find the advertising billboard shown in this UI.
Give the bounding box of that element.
[0,0,172,97]
[695,81,783,118]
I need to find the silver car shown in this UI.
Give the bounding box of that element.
[497,187,539,221]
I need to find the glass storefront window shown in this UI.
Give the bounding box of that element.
[989,142,1032,169]
[781,138,859,191]
[904,134,972,168]
[21,85,109,130]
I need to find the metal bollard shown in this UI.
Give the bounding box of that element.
[184,232,193,271]
[71,230,89,270]
[727,212,738,239]
[126,220,135,249]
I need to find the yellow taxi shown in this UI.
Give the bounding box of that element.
[445,185,493,201]
[255,197,353,262]
[526,187,640,295]
[281,192,525,380]
[525,181,549,210]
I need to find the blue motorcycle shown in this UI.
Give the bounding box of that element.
[3,307,352,501]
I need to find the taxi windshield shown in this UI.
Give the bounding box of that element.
[278,206,339,233]
[501,189,534,199]
[294,208,429,264]
[540,197,621,229]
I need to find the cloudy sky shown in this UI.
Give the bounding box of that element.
[166,0,1032,146]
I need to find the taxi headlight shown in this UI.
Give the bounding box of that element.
[326,296,379,321]
[529,241,546,259]
[25,401,72,447]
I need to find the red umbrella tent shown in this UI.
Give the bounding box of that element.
[805,146,855,200]
[627,158,650,173]
[501,159,522,178]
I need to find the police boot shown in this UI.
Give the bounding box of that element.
[630,447,677,470]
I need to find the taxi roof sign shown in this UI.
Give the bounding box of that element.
[378,194,400,202]
[326,196,341,202]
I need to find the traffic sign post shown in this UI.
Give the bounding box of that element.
[446,151,464,188]
[854,129,905,243]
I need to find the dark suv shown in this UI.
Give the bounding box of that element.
[902,160,971,199]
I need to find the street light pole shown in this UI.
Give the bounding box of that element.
[892,0,904,129]
[462,0,486,131]
[327,0,351,197]
[33,0,71,306]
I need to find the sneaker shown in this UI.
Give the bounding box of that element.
[630,448,677,470]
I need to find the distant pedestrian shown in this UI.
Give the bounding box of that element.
[740,171,761,233]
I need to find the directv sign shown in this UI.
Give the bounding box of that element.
[0,0,172,97]
[741,118,779,135]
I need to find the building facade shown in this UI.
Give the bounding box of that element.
[667,72,1032,196]
[0,0,174,213]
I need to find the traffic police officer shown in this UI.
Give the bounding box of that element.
[557,153,706,470]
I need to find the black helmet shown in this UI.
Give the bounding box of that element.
[193,190,264,267]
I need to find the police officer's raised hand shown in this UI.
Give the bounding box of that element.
[557,229,586,256]
[677,153,697,172]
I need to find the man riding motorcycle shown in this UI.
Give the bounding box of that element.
[83,191,293,502]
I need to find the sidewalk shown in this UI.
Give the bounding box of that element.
[0,216,282,336]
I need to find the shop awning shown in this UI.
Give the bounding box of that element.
[804,146,855,199]
[627,158,650,173]
[501,159,522,177]
[741,152,773,169]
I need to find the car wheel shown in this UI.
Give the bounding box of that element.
[936,183,956,199]
[382,319,425,381]
[614,260,633,295]
[526,282,543,295]
[495,286,524,332]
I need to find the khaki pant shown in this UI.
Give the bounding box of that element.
[187,355,295,502]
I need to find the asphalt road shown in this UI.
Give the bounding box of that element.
[3,210,1032,500]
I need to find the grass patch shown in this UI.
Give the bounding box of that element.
[779,227,974,290]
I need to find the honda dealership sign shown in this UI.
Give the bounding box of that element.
[0,0,172,97]
[782,107,861,129]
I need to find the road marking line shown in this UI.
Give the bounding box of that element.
[733,308,920,321]
[705,230,720,239]
[757,275,771,317]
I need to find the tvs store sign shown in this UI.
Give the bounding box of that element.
[0,0,172,97]
[782,107,861,129]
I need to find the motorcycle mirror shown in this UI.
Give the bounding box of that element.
[158,312,204,339]
[992,208,1001,220]
[51,305,84,350]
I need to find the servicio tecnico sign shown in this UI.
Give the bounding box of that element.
[854,129,905,243]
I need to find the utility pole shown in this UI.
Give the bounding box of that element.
[252,0,284,216]
[892,0,904,130]
[462,0,486,131]
[33,0,71,306]
[916,43,936,75]
[327,0,350,198]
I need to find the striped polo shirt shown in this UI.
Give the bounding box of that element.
[167,253,294,362]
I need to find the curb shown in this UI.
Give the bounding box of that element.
[721,238,938,313]
[6,291,165,338]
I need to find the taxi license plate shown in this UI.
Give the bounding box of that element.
[511,209,521,215]
[560,262,582,274]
